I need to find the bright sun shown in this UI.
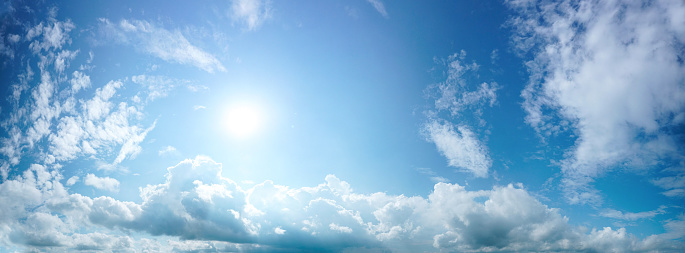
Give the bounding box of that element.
[224,104,263,138]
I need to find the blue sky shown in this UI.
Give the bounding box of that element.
[0,0,684,252]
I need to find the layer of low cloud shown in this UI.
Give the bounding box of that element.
[0,156,682,252]
[509,0,685,204]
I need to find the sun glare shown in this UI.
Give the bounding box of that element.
[224,104,263,138]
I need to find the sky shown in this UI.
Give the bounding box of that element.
[0,0,684,252]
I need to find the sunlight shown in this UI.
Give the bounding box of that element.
[224,104,263,138]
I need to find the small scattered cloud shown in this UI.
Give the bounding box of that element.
[423,50,498,178]
[230,0,272,31]
[416,167,450,183]
[424,121,491,178]
[600,206,667,221]
[84,173,120,192]
[158,145,179,156]
[652,171,685,198]
[193,105,206,110]
[366,0,389,18]
[66,176,79,186]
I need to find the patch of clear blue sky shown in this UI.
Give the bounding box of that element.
[1,0,679,239]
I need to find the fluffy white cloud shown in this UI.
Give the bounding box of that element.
[84,174,120,192]
[509,0,685,204]
[230,0,272,31]
[69,70,90,93]
[26,18,74,53]
[100,19,226,73]
[0,156,682,251]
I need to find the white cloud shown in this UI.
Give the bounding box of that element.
[509,0,685,204]
[66,176,79,186]
[48,116,84,161]
[113,120,155,165]
[0,156,682,251]
[423,51,498,178]
[416,167,450,183]
[230,0,272,31]
[424,120,491,178]
[600,206,667,221]
[84,174,120,192]
[100,19,225,73]
[158,145,178,156]
[329,223,353,233]
[652,169,685,198]
[69,70,90,93]
[366,0,389,18]
[193,105,206,110]
[54,49,78,74]
[26,19,75,53]
[131,75,184,102]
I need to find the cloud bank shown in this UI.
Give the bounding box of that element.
[0,156,681,252]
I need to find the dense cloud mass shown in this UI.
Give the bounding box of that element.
[0,156,682,252]
[509,0,685,204]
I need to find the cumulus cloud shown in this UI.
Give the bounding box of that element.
[84,174,120,192]
[508,0,685,204]
[0,156,682,251]
[230,0,272,31]
[100,19,226,73]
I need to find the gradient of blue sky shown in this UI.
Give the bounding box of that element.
[0,0,684,252]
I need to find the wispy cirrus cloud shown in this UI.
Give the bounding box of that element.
[600,206,667,221]
[508,0,685,204]
[366,0,389,18]
[99,19,226,73]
